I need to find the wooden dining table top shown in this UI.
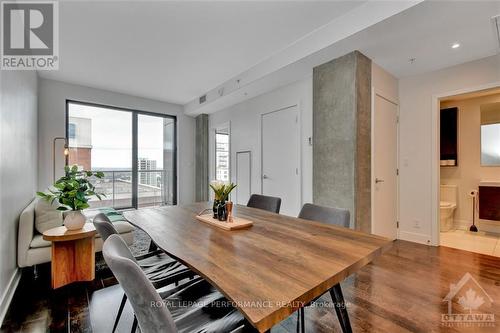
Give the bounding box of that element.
[123,202,393,332]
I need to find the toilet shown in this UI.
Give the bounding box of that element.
[440,185,457,231]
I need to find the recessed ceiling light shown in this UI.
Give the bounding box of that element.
[452,43,461,49]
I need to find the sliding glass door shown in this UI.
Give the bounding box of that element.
[137,114,175,207]
[66,101,176,209]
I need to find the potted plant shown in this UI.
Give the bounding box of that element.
[37,165,105,230]
[209,181,237,221]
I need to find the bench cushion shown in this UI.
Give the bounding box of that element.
[30,221,135,248]
[34,198,63,233]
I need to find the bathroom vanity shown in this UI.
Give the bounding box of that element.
[479,181,500,221]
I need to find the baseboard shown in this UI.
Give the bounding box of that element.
[398,230,431,245]
[0,268,21,327]
[454,219,500,235]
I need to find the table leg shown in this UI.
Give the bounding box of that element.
[329,283,352,333]
[51,237,95,289]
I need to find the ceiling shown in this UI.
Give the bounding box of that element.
[352,0,500,78]
[39,1,366,105]
[184,0,500,115]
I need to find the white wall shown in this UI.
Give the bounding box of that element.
[0,71,38,323]
[208,77,313,214]
[399,54,500,245]
[372,63,399,103]
[38,78,195,204]
[441,94,500,233]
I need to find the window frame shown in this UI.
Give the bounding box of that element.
[65,99,177,209]
[214,122,231,183]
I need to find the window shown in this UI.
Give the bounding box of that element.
[68,123,76,139]
[66,101,176,209]
[215,129,229,181]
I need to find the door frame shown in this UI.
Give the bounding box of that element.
[371,88,400,238]
[260,103,302,211]
[430,81,500,246]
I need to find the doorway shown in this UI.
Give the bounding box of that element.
[372,93,399,239]
[437,86,500,256]
[261,105,301,216]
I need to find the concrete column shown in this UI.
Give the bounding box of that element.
[195,114,209,202]
[313,51,372,232]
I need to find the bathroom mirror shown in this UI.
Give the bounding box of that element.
[481,102,500,166]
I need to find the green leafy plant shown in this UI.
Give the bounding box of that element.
[210,180,237,201]
[37,165,105,211]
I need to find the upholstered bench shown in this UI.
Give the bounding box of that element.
[18,198,134,268]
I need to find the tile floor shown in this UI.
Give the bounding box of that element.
[440,229,500,257]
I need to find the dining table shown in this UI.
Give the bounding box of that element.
[123,202,393,333]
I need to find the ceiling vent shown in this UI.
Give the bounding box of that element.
[199,94,207,104]
[493,15,500,48]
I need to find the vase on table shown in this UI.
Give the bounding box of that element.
[217,201,227,221]
[213,199,220,219]
[63,210,86,230]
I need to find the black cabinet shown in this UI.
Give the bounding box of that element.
[440,107,458,166]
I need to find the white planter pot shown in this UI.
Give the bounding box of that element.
[64,210,86,230]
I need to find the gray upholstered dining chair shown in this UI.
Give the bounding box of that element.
[103,234,248,333]
[246,194,282,213]
[298,203,350,228]
[296,203,352,333]
[93,213,171,268]
[93,213,195,332]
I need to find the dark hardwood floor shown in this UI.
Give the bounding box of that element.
[2,240,500,332]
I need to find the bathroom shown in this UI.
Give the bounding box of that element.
[439,87,500,256]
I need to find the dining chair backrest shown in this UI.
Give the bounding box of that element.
[298,203,350,228]
[246,194,282,214]
[103,235,177,333]
[93,213,118,242]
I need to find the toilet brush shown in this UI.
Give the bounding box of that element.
[470,192,478,232]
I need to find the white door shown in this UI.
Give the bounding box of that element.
[261,106,300,216]
[373,94,398,239]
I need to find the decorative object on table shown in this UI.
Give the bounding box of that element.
[195,213,253,230]
[209,180,237,221]
[37,165,105,230]
[226,201,234,222]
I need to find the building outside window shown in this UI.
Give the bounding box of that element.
[215,130,229,181]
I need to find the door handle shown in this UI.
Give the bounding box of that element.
[375,178,384,184]
[262,174,269,179]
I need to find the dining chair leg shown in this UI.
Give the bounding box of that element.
[300,308,305,333]
[296,311,300,333]
[329,284,352,333]
[112,293,127,333]
[131,316,138,333]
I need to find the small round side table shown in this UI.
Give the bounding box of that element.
[43,224,97,289]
